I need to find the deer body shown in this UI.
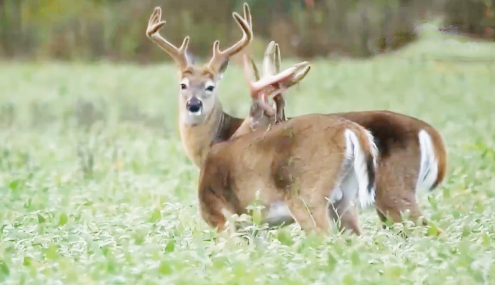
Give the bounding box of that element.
[332,110,447,224]
[199,114,377,234]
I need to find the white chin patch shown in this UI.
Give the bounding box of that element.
[188,110,202,117]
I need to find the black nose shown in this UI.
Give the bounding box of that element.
[187,98,203,113]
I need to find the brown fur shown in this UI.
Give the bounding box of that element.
[331,110,447,227]
[191,108,446,231]
[199,114,375,235]
[146,3,253,167]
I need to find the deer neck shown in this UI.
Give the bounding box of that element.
[179,101,234,167]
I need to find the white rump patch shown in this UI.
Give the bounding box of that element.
[341,129,376,209]
[416,130,438,194]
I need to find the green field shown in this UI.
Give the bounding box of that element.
[1,38,495,284]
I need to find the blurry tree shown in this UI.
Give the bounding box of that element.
[0,0,493,61]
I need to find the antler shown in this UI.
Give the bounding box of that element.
[243,55,310,116]
[146,7,190,70]
[207,3,253,72]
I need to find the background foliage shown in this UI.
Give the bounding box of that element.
[0,0,494,62]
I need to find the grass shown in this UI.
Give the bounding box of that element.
[1,38,495,284]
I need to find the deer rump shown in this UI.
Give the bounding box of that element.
[198,114,377,231]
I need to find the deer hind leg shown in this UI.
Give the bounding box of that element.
[328,192,362,235]
[285,192,331,235]
[375,153,435,230]
[328,168,362,235]
[327,128,375,236]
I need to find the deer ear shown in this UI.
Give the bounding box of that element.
[217,59,229,80]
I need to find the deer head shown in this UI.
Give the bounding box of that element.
[231,53,311,138]
[146,4,253,126]
[240,42,311,132]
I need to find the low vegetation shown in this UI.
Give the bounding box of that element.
[0,39,495,284]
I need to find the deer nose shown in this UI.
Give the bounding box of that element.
[186,97,203,114]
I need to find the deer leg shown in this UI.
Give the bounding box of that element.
[376,189,444,235]
[327,164,363,235]
[376,187,425,225]
[328,198,362,235]
[285,194,330,235]
[198,191,232,234]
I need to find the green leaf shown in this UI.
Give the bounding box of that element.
[327,252,337,272]
[23,257,33,266]
[150,208,161,222]
[45,245,58,260]
[59,212,68,226]
[350,250,360,266]
[9,179,22,191]
[0,262,9,276]
[165,241,175,253]
[252,208,262,225]
[158,261,172,275]
[37,214,46,224]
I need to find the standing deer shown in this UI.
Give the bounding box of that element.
[146,3,253,167]
[250,42,448,233]
[198,56,378,235]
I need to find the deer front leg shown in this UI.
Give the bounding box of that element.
[198,188,232,233]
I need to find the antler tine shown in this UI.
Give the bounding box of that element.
[251,65,298,93]
[243,54,275,116]
[250,57,261,81]
[287,64,311,88]
[243,54,255,93]
[146,7,190,70]
[243,3,252,28]
[208,4,253,72]
[263,41,277,76]
[274,43,281,73]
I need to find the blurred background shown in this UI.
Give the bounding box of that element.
[1,0,494,62]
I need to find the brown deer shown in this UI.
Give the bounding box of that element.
[198,56,378,235]
[250,42,448,233]
[146,3,253,167]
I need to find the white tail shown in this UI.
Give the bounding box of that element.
[344,129,377,209]
[416,129,439,194]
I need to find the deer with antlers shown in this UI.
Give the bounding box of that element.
[197,55,378,235]
[146,3,253,167]
[249,41,448,233]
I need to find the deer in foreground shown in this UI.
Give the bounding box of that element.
[198,56,378,235]
[250,42,448,233]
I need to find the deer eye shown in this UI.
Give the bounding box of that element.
[181,83,187,90]
[205,85,215,92]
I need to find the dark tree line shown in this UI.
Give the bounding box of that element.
[0,0,493,62]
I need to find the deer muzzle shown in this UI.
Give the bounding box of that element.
[186,97,203,115]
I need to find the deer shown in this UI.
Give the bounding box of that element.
[146,4,447,233]
[146,3,253,168]
[249,41,448,234]
[197,55,378,235]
